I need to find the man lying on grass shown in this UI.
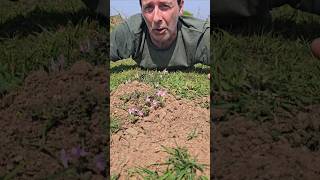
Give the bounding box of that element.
[110,0,210,70]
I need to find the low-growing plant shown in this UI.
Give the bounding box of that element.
[187,127,198,141]
[54,146,106,178]
[129,146,208,179]
[111,173,120,180]
[120,89,167,123]
[110,116,122,133]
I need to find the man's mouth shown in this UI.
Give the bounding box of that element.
[152,28,166,34]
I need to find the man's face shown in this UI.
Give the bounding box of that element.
[141,0,183,48]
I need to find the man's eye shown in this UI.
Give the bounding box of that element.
[143,6,154,12]
[159,5,170,10]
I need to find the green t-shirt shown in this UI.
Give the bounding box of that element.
[110,14,210,69]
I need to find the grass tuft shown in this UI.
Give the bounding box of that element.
[129,146,208,179]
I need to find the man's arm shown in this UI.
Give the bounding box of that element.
[110,22,135,61]
[291,0,320,15]
[270,0,320,14]
[194,26,211,66]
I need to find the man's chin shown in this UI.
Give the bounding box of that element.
[151,33,166,40]
[151,36,168,45]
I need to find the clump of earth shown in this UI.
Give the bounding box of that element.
[213,105,320,179]
[110,81,210,178]
[0,61,108,179]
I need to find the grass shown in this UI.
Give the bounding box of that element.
[111,173,120,180]
[187,127,198,141]
[0,0,107,96]
[212,5,320,121]
[111,59,210,100]
[110,116,121,133]
[129,146,208,179]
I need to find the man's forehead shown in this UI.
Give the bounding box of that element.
[141,0,176,5]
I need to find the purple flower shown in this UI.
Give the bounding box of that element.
[151,100,159,108]
[95,153,106,172]
[128,107,138,115]
[128,107,145,117]
[156,90,166,97]
[145,96,152,103]
[57,54,65,68]
[60,149,70,168]
[79,43,87,53]
[137,110,144,117]
[71,146,87,158]
[79,39,91,53]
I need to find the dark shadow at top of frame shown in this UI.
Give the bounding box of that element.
[212,8,320,41]
[0,6,108,39]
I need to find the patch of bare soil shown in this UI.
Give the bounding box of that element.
[214,105,320,180]
[110,81,210,178]
[0,61,108,179]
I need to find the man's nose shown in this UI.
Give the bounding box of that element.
[153,7,163,23]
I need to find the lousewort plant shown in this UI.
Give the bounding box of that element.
[60,149,70,168]
[59,146,106,175]
[94,153,106,172]
[128,107,144,117]
[71,146,87,158]
[156,90,166,97]
[127,89,166,118]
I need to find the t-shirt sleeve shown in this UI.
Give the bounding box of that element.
[292,0,320,15]
[110,22,135,61]
[194,26,211,66]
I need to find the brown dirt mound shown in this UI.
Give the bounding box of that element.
[214,105,320,180]
[0,61,108,179]
[110,81,210,178]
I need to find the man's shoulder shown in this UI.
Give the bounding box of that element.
[179,16,210,33]
[122,13,145,34]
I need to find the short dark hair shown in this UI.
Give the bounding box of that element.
[139,0,181,7]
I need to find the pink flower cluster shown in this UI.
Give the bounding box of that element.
[128,107,144,117]
[60,146,87,168]
[79,39,91,53]
[156,90,166,97]
[146,96,161,109]
[60,147,105,172]
[127,89,166,117]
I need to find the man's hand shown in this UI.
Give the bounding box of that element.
[311,37,320,59]
[208,73,210,80]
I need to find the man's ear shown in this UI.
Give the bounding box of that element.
[179,0,184,16]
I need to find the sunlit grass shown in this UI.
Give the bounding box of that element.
[111,59,210,100]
